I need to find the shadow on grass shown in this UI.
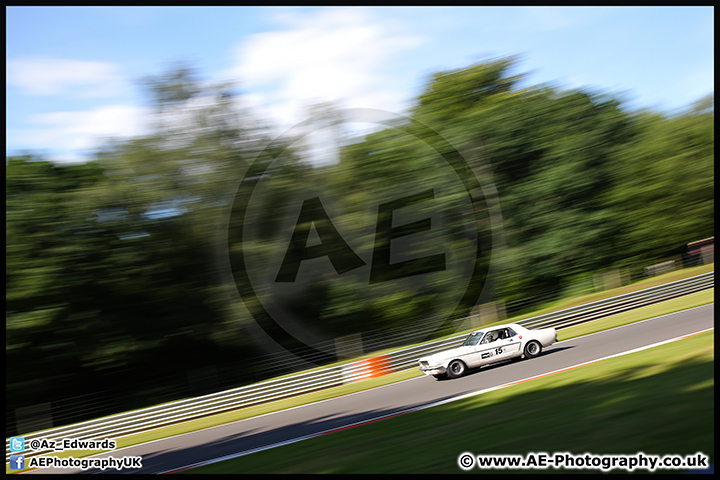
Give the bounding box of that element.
[178,354,714,474]
[72,392,470,475]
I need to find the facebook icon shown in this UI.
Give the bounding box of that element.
[10,455,25,470]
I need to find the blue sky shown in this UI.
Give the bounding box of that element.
[6,6,714,163]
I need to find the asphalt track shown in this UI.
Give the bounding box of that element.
[25,303,714,474]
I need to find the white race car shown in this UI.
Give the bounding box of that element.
[418,323,557,379]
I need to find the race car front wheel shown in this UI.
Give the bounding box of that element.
[446,360,467,379]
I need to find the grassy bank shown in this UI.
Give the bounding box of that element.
[185,329,714,474]
[7,269,713,474]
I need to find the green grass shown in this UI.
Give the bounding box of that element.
[6,267,713,474]
[85,288,716,457]
[184,330,714,474]
[557,288,714,341]
[488,262,714,326]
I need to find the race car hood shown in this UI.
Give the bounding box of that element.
[423,346,473,364]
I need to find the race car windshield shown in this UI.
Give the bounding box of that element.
[462,332,484,346]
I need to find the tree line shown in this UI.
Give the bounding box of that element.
[6,57,713,433]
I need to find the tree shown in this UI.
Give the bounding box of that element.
[6,65,290,432]
[608,97,714,266]
[408,57,636,311]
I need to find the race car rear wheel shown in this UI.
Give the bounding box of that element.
[446,360,467,379]
[524,340,542,359]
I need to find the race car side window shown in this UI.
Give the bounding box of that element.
[484,330,503,343]
[506,328,517,338]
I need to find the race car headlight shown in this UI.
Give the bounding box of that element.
[419,358,437,368]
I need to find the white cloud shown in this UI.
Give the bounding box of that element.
[10,105,149,162]
[228,8,425,129]
[6,57,128,97]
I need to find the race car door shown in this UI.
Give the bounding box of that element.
[496,327,522,359]
[476,328,521,364]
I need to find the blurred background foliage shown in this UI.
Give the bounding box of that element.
[6,56,713,432]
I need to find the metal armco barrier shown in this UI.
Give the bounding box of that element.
[388,271,714,372]
[6,271,714,460]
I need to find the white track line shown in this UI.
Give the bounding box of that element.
[159,325,714,474]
